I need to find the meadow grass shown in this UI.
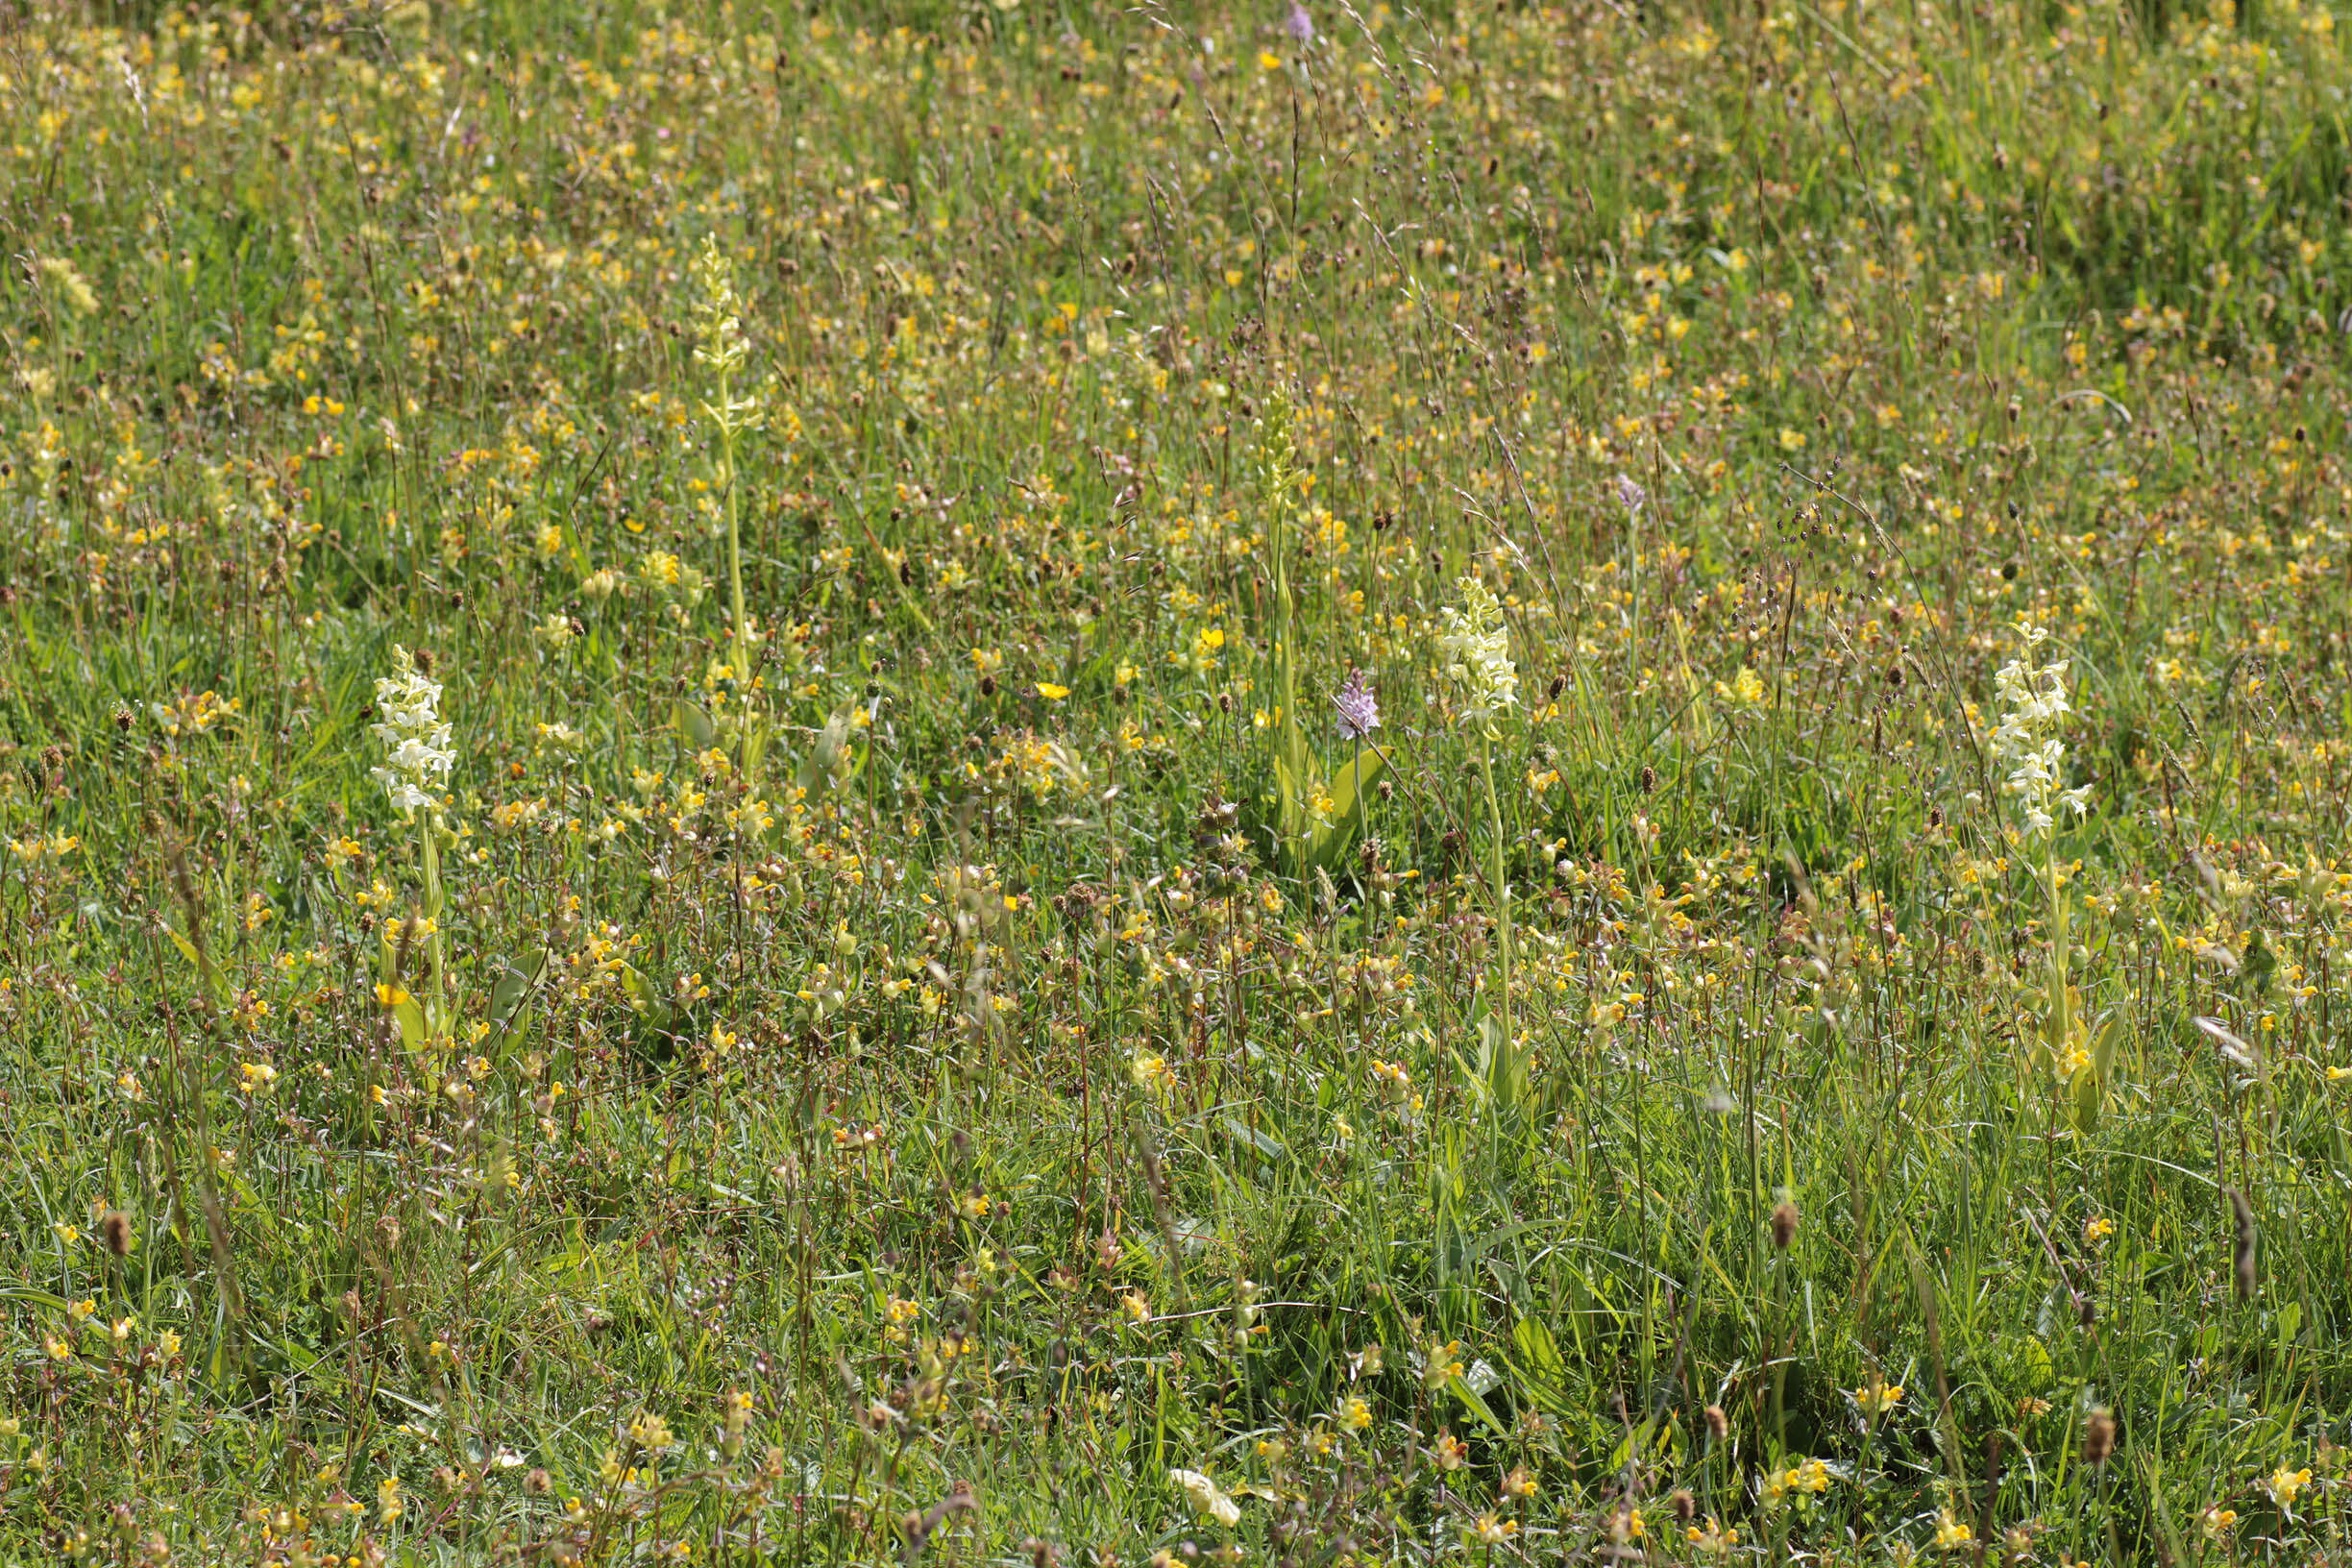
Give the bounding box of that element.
[3,0,2352,1560]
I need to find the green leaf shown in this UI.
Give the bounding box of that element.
[1481,1013,1521,1115]
[619,964,675,1026]
[672,699,717,752]
[1446,1044,1488,1109]
[1293,745,1387,876]
[2275,1299,2303,1355]
[1511,1315,1565,1378]
[1323,744,1385,842]
[487,948,551,1030]
[0,1285,71,1313]
[2091,1011,2121,1079]
[1223,1117,1286,1164]
[798,704,868,797]
[1448,1374,1509,1436]
[2071,1063,2100,1134]
[1271,751,1303,824]
[393,996,427,1049]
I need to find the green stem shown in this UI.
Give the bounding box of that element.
[720,368,748,692]
[1478,733,1515,1082]
[2045,845,2068,1064]
[421,811,448,1041]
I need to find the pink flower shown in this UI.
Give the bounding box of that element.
[1333,669,1380,739]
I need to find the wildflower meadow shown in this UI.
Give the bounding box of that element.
[6,0,2352,1560]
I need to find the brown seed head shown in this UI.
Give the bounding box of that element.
[2084,1407,2116,1467]
[2227,1187,2258,1300]
[100,1210,134,1258]
[1771,1199,1799,1250]
[1703,1404,1728,1441]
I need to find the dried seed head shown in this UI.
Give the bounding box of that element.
[1771,1199,1799,1250]
[1703,1404,1729,1441]
[1670,1488,1696,1523]
[1639,764,1656,795]
[2084,1408,2116,1467]
[100,1210,134,1258]
[525,1467,552,1495]
[2227,1187,2258,1300]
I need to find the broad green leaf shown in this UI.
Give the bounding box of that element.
[1512,1314,1565,1378]
[2071,1064,2100,1134]
[672,699,717,752]
[1324,743,1385,840]
[2092,1011,2121,1079]
[1448,1374,1509,1436]
[421,833,444,919]
[486,948,550,1029]
[1223,1117,1286,1164]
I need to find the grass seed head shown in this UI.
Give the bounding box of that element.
[2085,1408,2116,1467]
